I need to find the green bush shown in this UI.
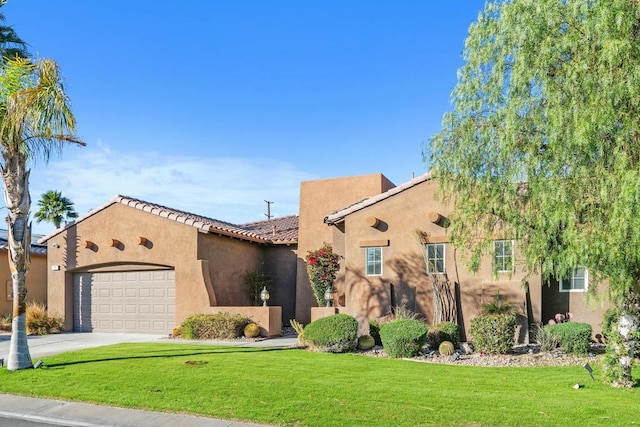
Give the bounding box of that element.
[380,318,428,358]
[469,314,516,354]
[545,322,592,355]
[369,320,382,346]
[303,314,358,353]
[181,313,252,340]
[427,321,460,348]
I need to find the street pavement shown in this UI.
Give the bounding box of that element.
[0,332,298,426]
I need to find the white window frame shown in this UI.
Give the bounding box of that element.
[426,243,445,274]
[559,268,588,292]
[494,240,515,273]
[365,247,382,276]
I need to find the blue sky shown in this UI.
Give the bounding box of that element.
[4,1,487,235]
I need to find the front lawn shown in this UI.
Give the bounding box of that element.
[0,343,637,426]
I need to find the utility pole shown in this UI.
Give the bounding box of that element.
[264,200,274,219]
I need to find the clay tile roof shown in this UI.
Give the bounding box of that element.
[240,215,299,244]
[324,172,433,224]
[0,229,47,255]
[39,195,299,245]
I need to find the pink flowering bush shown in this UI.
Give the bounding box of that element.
[305,243,341,306]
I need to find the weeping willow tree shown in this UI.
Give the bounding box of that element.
[0,57,83,370]
[429,0,640,387]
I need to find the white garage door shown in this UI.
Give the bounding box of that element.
[74,269,175,334]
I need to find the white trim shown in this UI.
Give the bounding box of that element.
[559,268,588,292]
[426,243,446,274]
[494,239,515,273]
[365,247,383,276]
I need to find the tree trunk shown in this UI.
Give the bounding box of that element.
[2,154,33,370]
[603,292,639,387]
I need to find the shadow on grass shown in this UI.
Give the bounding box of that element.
[43,346,298,369]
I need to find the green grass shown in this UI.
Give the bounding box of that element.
[0,343,637,426]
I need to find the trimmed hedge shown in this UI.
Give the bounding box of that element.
[380,318,428,358]
[181,313,252,340]
[303,314,358,353]
[545,322,592,355]
[469,314,516,354]
[427,321,460,349]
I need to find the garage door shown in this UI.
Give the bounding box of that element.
[74,270,175,334]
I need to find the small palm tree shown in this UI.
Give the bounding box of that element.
[35,190,78,229]
[0,8,28,61]
[0,57,84,370]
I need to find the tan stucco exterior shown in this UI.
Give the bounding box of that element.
[0,251,48,316]
[325,177,543,340]
[46,201,296,333]
[294,174,395,323]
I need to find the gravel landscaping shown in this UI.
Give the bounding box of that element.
[355,343,608,367]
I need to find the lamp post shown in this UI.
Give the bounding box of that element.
[324,286,335,308]
[260,286,270,307]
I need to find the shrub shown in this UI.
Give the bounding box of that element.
[0,314,11,332]
[180,312,252,340]
[545,322,592,355]
[469,314,517,354]
[303,314,358,353]
[26,302,64,335]
[439,340,455,356]
[532,323,558,352]
[481,292,516,316]
[369,321,382,346]
[357,335,375,350]
[380,318,428,358]
[244,269,271,306]
[427,321,460,348]
[290,319,305,345]
[244,323,260,338]
[172,325,182,338]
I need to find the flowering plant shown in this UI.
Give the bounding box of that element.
[305,243,341,306]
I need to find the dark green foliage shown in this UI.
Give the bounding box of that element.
[303,314,358,353]
[380,318,428,358]
[180,313,252,340]
[481,293,516,316]
[427,321,460,348]
[545,322,592,355]
[469,314,516,354]
[369,320,382,346]
[243,269,271,306]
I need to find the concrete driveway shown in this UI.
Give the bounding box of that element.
[0,332,165,360]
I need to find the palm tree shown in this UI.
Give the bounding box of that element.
[35,190,78,229]
[0,57,84,370]
[0,1,28,60]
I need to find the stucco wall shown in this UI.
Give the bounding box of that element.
[47,203,221,330]
[334,178,543,341]
[295,174,396,323]
[0,252,48,316]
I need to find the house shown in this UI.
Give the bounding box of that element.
[39,172,607,339]
[0,230,48,315]
[42,196,298,334]
[320,173,608,339]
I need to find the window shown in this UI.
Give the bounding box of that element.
[494,240,514,273]
[560,268,588,292]
[426,243,445,273]
[365,247,382,276]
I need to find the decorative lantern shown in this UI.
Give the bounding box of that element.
[324,286,335,307]
[260,286,270,307]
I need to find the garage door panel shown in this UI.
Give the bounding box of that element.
[73,269,175,334]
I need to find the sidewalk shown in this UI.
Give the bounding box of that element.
[0,394,267,426]
[0,334,298,426]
